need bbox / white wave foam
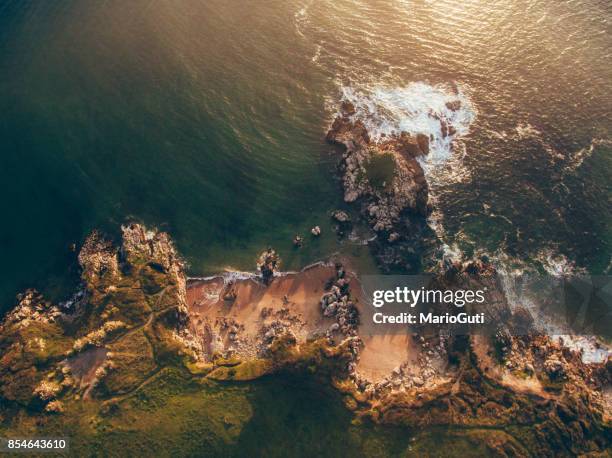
[564,138,611,174]
[514,122,542,139]
[494,251,608,364]
[188,262,333,284]
[339,82,476,168]
[534,249,587,277]
[311,44,322,63]
[189,270,260,284]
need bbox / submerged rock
[331,210,351,223]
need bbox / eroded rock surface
[327,102,429,227]
[327,103,436,272]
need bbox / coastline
[0,108,609,455]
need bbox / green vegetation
[0,367,416,457]
[365,153,396,190]
[0,226,608,457]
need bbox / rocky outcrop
[319,263,360,339]
[77,230,120,289]
[327,103,429,226]
[256,248,280,285]
[0,224,192,408]
[327,102,435,272]
[120,223,188,318]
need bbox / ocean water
[0,0,610,309]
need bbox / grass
[365,153,396,190]
[72,369,414,457]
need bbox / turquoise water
[1,0,611,308]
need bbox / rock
[78,231,120,287]
[544,356,567,381]
[326,105,430,253]
[494,328,513,359]
[416,133,430,155]
[264,328,276,341]
[413,376,424,387]
[310,226,321,236]
[45,400,64,414]
[388,232,400,243]
[257,248,280,285]
[445,100,462,111]
[440,120,449,138]
[326,115,370,145]
[332,210,351,223]
[293,235,303,247]
[341,100,356,116]
[323,303,337,317]
[222,282,237,303]
[392,132,429,158]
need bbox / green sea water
[1,0,611,310]
[0,1,349,308]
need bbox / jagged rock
[544,356,568,381]
[416,133,430,155]
[332,210,351,223]
[78,231,120,287]
[445,100,462,111]
[341,100,356,116]
[257,248,280,285]
[326,105,430,249]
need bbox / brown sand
[350,283,419,382]
[186,262,424,383]
[186,264,338,356]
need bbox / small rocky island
[327,101,436,272]
[0,111,609,456]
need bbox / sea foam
[339,82,476,169]
[494,250,609,364]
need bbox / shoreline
[0,108,609,455]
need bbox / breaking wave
[339,82,476,168]
[494,250,609,364]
